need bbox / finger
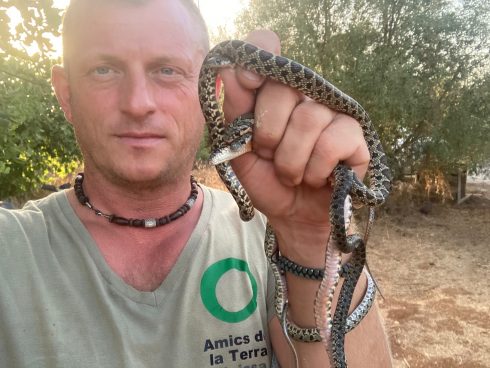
[243,29,282,54]
[221,30,281,122]
[273,99,335,186]
[235,30,281,90]
[303,114,370,188]
[220,68,256,122]
[252,81,303,160]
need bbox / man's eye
[151,66,184,82]
[94,66,112,75]
[158,67,175,75]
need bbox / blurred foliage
[0,1,80,198]
[236,0,490,178]
[1,0,490,200]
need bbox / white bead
[144,218,157,228]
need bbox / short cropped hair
[61,0,210,66]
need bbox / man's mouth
[116,132,165,147]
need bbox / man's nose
[120,72,156,119]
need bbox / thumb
[221,30,281,122]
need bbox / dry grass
[192,162,226,190]
[370,182,490,368]
[193,165,490,367]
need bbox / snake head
[209,140,253,165]
[209,113,255,165]
[205,55,234,69]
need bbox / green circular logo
[200,258,258,323]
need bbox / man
[0,0,392,366]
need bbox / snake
[198,40,392,367]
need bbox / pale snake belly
[198,40,391,368]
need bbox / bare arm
[268,272,393,367]
[220,30,392,367]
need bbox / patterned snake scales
[198,40,391,367]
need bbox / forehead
[63,0,206,64]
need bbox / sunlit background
[6,0,248,57]
[2,2,490,366]
[195,0,248,34]
[51,0,248,33]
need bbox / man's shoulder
[201,185,267,225]
[0,192,65,236]
[202,184,233,201]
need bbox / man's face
[54,0,207,188]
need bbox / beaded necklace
[74,173,198,228]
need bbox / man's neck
[66,174,204,291]
[78,169,195,220]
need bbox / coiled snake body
[199,40,391,367]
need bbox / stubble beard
[86,139,200,194]
[74,122,203,194]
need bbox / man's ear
[51,65,74,123]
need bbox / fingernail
[241,70,263,82]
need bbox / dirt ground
[368,180,490,368]
[194,166,490,368]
